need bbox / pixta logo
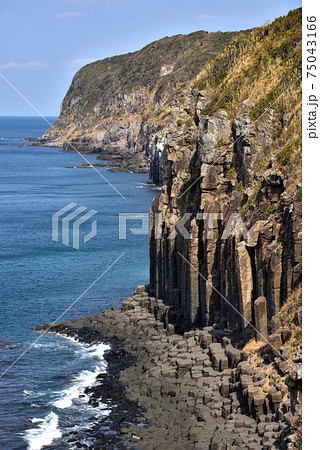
[118,212,250,241]
[52,202,98,250]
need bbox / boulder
[267,333,282,351]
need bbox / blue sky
[0,0,301,116]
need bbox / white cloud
[196,14,216,20]
[54,11,85,19]
[0,61,48,71]
[63,58,97,67]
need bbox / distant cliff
[38,30,245,172]
[40,8,302,340]
[149,8,302,338]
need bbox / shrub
[276,140,300,165]
[295,187,302,202]
[226,167,237,179]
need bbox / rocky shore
[36,285,301,450]
[26,137,149,174]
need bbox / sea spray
[23,339,111,448]
[24,412,61,450]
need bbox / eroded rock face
[37,30,243,173]
[149,90,302,336]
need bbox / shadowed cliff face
[39,30,244,172]
[149,9,302,336]
[149,92,302,336]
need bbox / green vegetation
[275,285,302,358]
[226,167,237,179]
[217,137,231,147]
[235,181,244,192]
[241,195,254,218]
[193,80,207,91]
[266,204,274,216]
[295,187,302,202]
[276,139,300,165]
[58,29,243,122]
[198,8,301,119]
[192,8,301,193]
[50,7,302,193]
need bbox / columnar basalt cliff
[34,9,302,447]
[38,30,244,172]
[36,286,302,448]
[149,9,302,340]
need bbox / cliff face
[40,30,244,172]
[149,9,302,338]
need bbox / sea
[0,116,156,449]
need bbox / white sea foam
[52,342,110,409]
[23,390,35,396]
[24,339,111,448]
[86,342,110,359]
[53,367,99,408]
[0,137,22,141]
[24,412,61,450]
[33,342,60,349]
[100,408,111,416]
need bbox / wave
[23,390,36,396]
[0,337,21,349]
[0,137,22,141]
[86,342,110,359]
[24,339,110,448]
[52,366,101,409]
[52,342,110,409]
[61,335,110,358]
[24,412,61,450]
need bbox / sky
[0,0,302,116]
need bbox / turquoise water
[0,117,155,448]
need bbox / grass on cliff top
[192,8,302,199]
[60,29,244,121]
[196,8,301,118]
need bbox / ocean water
[0,117,156,449]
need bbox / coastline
[36,286,301,449]
[0,116,156,449]
[25,138,150,174]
